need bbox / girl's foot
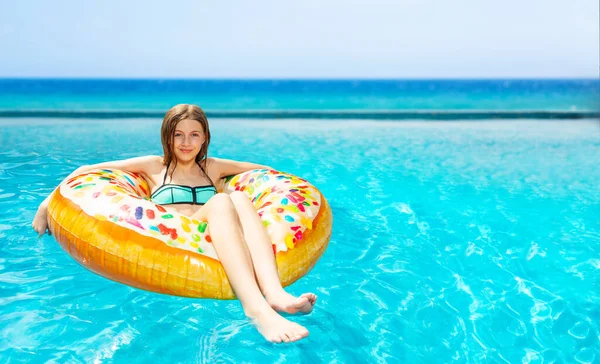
[266,291,317,315]
[249,308,309,343]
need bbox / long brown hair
[160,104,214,186]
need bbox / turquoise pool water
[1,118,599,363]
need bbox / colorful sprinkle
[125,217,144,229]
[285,235,294,249]
[258,201,272,209]
[162,214,173,219]
[205,235,212,243]
[135,206,143,220]
[291,192,305,202]
[157,224,170,235]
[146,209,155,219]
[74,183,96,190]
[122,174,135,187]
[198,221,207,233]
[301,217,313,229]
[111,195,124,203]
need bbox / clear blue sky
[1,0,598,78]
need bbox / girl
[31,104,317,343]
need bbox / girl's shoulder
[204,157,217,168]
[126,155,165,178]
[140,156,167,189]
[135,155,165,173]
[204,157,221,181]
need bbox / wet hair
[160,104,215,187]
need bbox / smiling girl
[32,104,317,343]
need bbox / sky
[0,0,598,79]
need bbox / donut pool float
[46,168,332,299]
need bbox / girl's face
[172,119,205,163]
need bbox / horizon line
[1,76,599,81]
[2,109,598,120]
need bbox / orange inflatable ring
[47,168,332,299]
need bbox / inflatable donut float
[46,168,332,299]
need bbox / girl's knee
[211,192,233,203]
[193,193,235,220]
[208,193,236,213]
[229,191,248,202]
[206,193,243,226]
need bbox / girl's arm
[209,157,273,179]
[32,155,162,236]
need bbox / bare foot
[32,203,50,237]
[249,308,309,343]
[266,291,317,315]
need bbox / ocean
[0,79,598,118]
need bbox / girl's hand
[32,202,50,236]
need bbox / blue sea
[1,79,600,363]
[1,79,599,115]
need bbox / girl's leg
[192,193,308,343]
[228,191,317,314]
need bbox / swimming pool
[1,118,598,363]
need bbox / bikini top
[150,165,217,206]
